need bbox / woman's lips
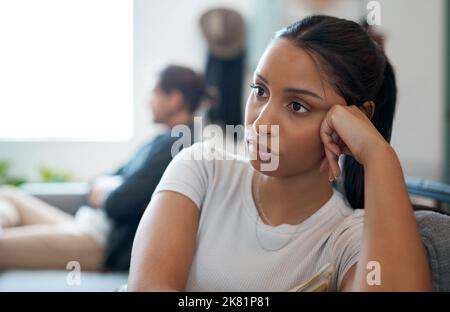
[246,138,278,158]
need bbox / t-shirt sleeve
[151,141,210,210]
[330,209,365,291]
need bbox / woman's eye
[250,84,268,98]
[288,102,309,114]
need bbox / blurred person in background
[0,64,210,272]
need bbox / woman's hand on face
[318,103,391,180]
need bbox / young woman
[127,15,432,291]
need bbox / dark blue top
[102,124,194,271]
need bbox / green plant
[0,160,74,185]
[39,165,73,183]
[0,160,27,186]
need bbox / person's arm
[86,142,151,208]
[127,191,199,291]
[87,175,124,208]
[102,141,174,221]
[340,144,432,291]
[126,141,209,290]
[319,104,432,292]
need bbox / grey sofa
[0,182,128,292]
[0,270,128,292]
[415,210,450,291]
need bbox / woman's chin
[249,159,282,176]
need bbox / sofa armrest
[20,182,89,215]
[406,176,450,204]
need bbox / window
[0,0,133,141]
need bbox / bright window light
[0,0,133,141]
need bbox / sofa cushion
[415,210,450,291]
[0,270,128,292]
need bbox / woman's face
[245,38,346,177]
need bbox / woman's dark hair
[158,65,214,113]
[275,15,397,209]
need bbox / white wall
[0,0,253,182]
[0,0,445,182]
[380,0,445,181]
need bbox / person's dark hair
[158,65,214,113]
[275,15,397,209]
[360,18,386,48]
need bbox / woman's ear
[360,101,375,120]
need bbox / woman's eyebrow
[255,73,323,100]
[255,73,269,84]
[284,87,323,100]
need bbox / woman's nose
[252,103,279,136]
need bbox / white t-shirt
[152,141,365,292]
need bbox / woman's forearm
[352,143,432,291]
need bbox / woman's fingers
[319,157,332,181]
[320,114,342,158]
[324,145,340,180]
[320,126,341,179]
[319,156,332,179]
[319,103,389,176]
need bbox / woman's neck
[252,165,334,226]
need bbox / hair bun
[360,19,386,50]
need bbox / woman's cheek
[288,130,324,168]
